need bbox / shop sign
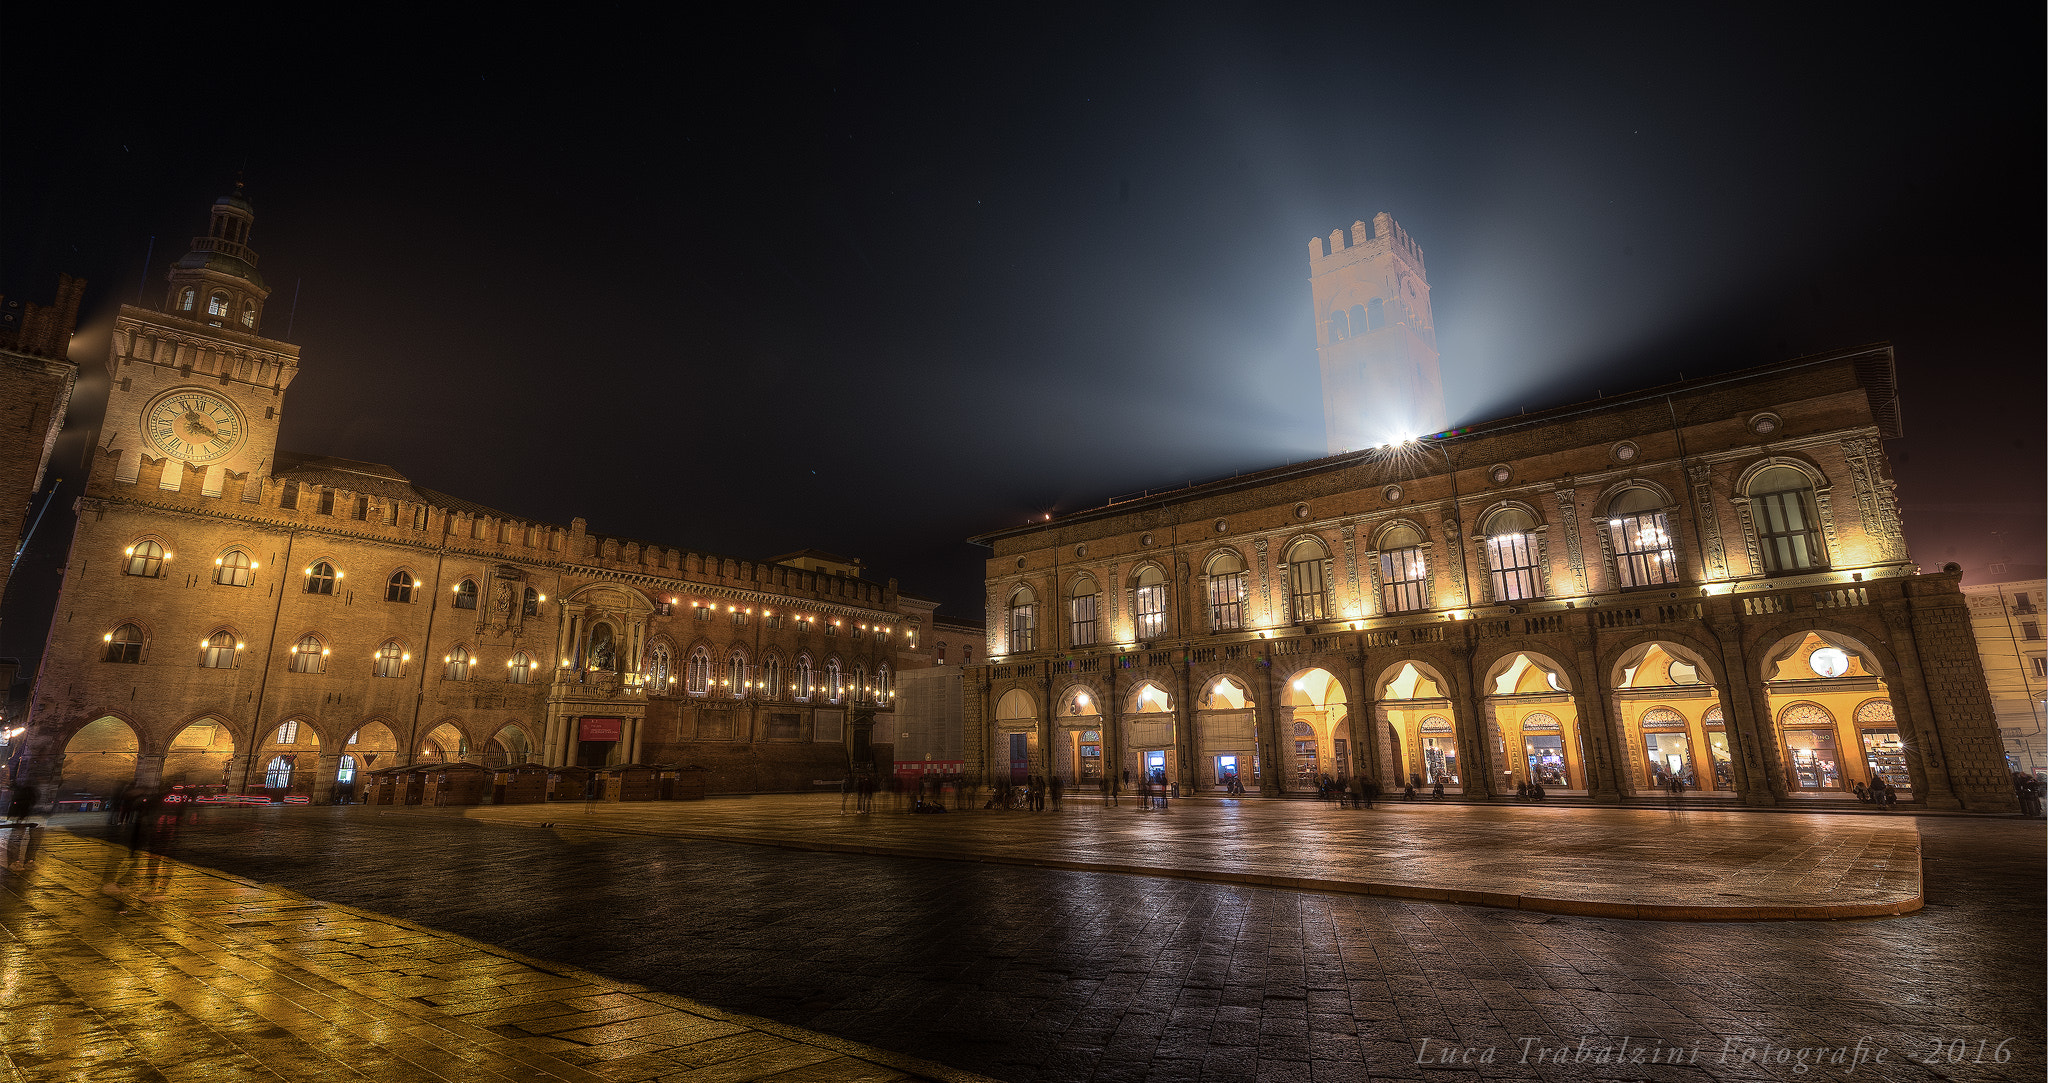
[580,717,623,741]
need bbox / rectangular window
[2030,656,2046,678]
[1134,584,1166,639]
[694,605,711,621]
[768,613,782,630]
[413,506,427,531]
[317,488,334,515]
[382,502,398,526]
[2016,592,2037,615]
[280,481,299,510]
[1379,546,1429,613]
[1486,533,1542,602]
[1009,604,1038,653]
[1755,489,1825,572]
[353,496,369,521]
[937,643,947,664]
[1069,593,1097,647]
[1607,512,1679,588]
[1288,559,1326,623]
[2024,621,2042,642]
[1208,572,1245,631]
[731,609,747,627]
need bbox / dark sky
[3,4,2042,665]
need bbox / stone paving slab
[0,830,993,1083]
[444,795,1922,920]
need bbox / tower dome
[165,183,273,334]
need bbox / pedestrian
[1050,775,1064,811]
[841,774,854,814]
[4,780,41,872]
[1882,779,1898,809]
[1853,780,1870,803]
[1431,779,1445,801]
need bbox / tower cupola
[165,183,273,335]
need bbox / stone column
[133,753,167,791]
[1175,658,1196,791]
[1346,650,1374,783]
[1453,636,1500,798]
[1570,623,1623,801]
[310,750,342,804]
[1879,601,1963,809]
[1256,645,1283,796]
[1709,612,1778,804]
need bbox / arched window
[1482,507,1542,602]
[876,664,892,700]
[686,648,712,695]
[1008,585,1038,653]
[1606,488,1677,588]
[125,540,165,578]
[728,650,748,698]
[1749,466,1827,573]
[386,570,415,603]
[445,646,471,681]
[827,659,844,703]
[506,652,533,684]
[452,579,478,610]
[200,631,238,669]
[305,561,337,595]
[646,642,672,691]
[1284,539,1327,623]
[265,756,293,789]
[104,624,144,663]
[1349,302,1369,335]
[373,640,406,678]
[179,288,196,311]
[1378,524,1429,613]
[214,549,254,587]
[1069,575,1099,647]
[795,655,813,701]
[240,299,257,328]
[207,292,230,318]
[1206,551,1246,630]
[1328,309,1349,343]
[1134,566,1168,639]
[522,587,540,617]
[276,720,300,744]
[289,634,326,673]
[1365,297,1385,330]
[854,662,869,702]
[763,655,782,701]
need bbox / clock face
[144,388,244,465]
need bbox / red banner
[579,717,623,741]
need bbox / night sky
[3,6,2042,666]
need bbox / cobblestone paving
[33,806,2048,1083]
[455,796,1925,919]
[0,830,986,1083]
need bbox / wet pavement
[8,801,2043,1082]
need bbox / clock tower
[102,187,298,497]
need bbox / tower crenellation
[1309,209,1446,453]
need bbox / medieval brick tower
[1309,212,1446,454]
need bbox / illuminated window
[305,561,337,595]
[290,634,325,673]
[453,579,478,610]
[686,648,711,695]
[201,631,237,669]
[1749,466,1827,573]
[1378,525,1429,613]
[507,652,533,684]
[208,292,230,317]
[386,570,415,603]
[854,662,868,702]
[1482,508,1542,602]
[373,640,405,678]
[337,755,356,785]
[241,299,257,328]
[796,655,813,701]
[445,646,471,681]
[875,664,891,699]
[729,650,748,698]
[646,642,672,690]
[215,549,253,587]
[522,587,539,617]
[179,288,196,311]
[1284,539,1327,623]
[1069,575,1099,647]
[1206,551,1246,630]
[265,756,293,789]
[732,608,748,628]
[125,540,165,578]
[762,655,780,701]
[277,720,299,744]
[104,623,144,663]
[827,659,844,703]
[1606,488,1678,588]
[1008,585,1038,653]
[1135,567,1168,639]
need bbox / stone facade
[0,275,84,640]
[965,347,2016,811]
[16,194,934,803]
[1960,577,2046,775]
[1311,212,1445,453]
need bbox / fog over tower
[1308,212,1446,453]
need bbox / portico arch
[1482,651,1587,793]
[1192,672,1257,791]
[484,721,535,767]
[1278,667,1348,791]
[1376,661,1463,791]
[58,716,139,801]
[1052,682,1102,782]
[994,687,1038,783]
[1604,639,1740,797]
[254,717,323,798]
[419,720,470,764]
[164,716,237,793]
[1122,680,1177,786]
[1755,629,1906,799]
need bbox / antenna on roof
[285,277,302,339]
[135,236,155,305]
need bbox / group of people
[1513,780,1552,801]
[2014,772,2045,818]
[1851,777,1900,807]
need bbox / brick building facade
[965,346,2017,811]
[15,193,937,803]
[0,275,85,641]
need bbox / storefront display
[1079,730,1102,780]
[1784,727,1843,789]
[1861,729,1910,791]
[1420,717,1459,784]
[1523,734,1569,786]
[1705,729,1734,790]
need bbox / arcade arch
[165,717,236,792]
[60,716,139,799]
[419,721,469,764]
[254,718,322,797]
[1483,652,1586,793]
[1279,667,1348,791]
[1610,641,1734,793]
[1194,673,1256,790]
[1052,684,1102,783]
[1759,630,1904,798]
[483,722,534,767]
[994,687,1038,782]
[1378,661,1462,791]
[1122,680,1176,787]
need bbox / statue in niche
[491,581,513,622]
[588,622,618,672]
